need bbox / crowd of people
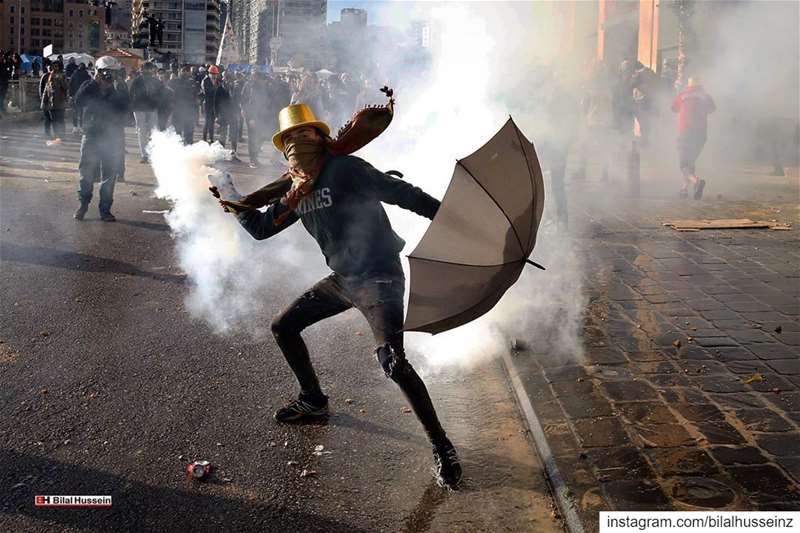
[27,55,379,222]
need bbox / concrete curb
[501,349,586,533]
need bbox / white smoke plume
[149,130,324,338]
[149,2,587,370]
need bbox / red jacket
[672,85,715,137]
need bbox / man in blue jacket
[216,104,462,489]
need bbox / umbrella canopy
[404,117,545,334]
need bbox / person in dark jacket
[69,63,92,133]
[201,65,222,142]
[40,62,69,142]
[130,62,163,162]
[241,71,271,167]
[213,104,462,490]
[65,57,78,79]
[73,56,130,222]
[169,65,198,144]
[0,53,11,117]
[156,68,173,131]
[671,77,715,199]
[216,70,242,161]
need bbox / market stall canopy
[49,53,94,66]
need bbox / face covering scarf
[273,139,329,225]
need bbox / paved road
[508,155,800,530]
[0,122,561,532]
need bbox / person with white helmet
[72,55,130,222]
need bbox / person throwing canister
[213,104,462,489]
[671,77,715,199]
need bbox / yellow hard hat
[272,104,330,152]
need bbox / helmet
[95,56,121,71]
[208,65,220,75]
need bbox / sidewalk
[505,163,800,531]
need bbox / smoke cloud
[150,2,591,371]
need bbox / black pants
[271,270,449,446]
[173,112,195,145]
[43,108,66,139]
[247,120,263,163]
[677,133,706,178]
[203,110,215,142]
[72,105,83,128]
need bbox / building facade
[130,0,221,64]
[0,0,106,55]
[229,0,326,68]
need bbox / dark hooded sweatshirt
[237,155,440,277]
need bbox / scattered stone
[11,483,27,490]
[267,441,276,447]
[671,477,735,508]
[40,389,47,394]
[300,469,317,478]
[40,331,49,337]
[359,409,366,414]
[216,442,223,447]
[287,460,299,466]
[284,441,288,448]
[401,406,412,414]
[344,398,353,405]
[63,439,70,445]
[178,454,184,460]
[772,387,781,394]
[673,340,682,348]
[314,445,324,453]
[742,373,764,385]
[775,325,783,334]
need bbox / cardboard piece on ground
[663,219,792,231]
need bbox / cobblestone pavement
[509,164,800,530]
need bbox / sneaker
[231,155,242,163]
[679,188,688,199]
[694,179,706,200]
[71,127,79,134]
[249,160,261,169]
[432,439,462,489]
[274,393,329,423]
[100,212,116,222]
[74,204,88,221]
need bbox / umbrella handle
[525,259,546,270]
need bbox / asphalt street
[0,121,561,532]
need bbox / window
[79,10,83,16]
[32,18,40,25]
[10,5,14,13]
[69,9,73,16]
[10,16,14,24]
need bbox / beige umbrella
[404,118,545,334]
